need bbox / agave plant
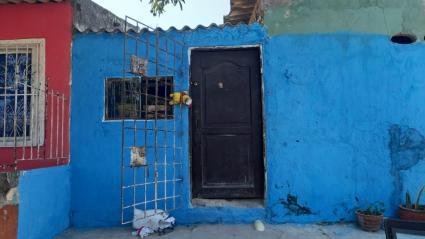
[405,185,425,210]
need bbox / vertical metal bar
[133,157,137,214]
[22,45,29,159]
[31,82,38,160]
[35,81,41,160]
[121,115,125,223]
[35,44,42,160]
[137,30,144,215]
[121,16,128,225]
[132,22,140,215]
[154,30,159,213]
[55,92,59,160]
[132,84,137,217]
[13,47,18,164]
[172,42,176,210]
[144,31,149,217]
[179,46,184,208]
[43,80,48,161]
[29,45,36,161]
[61,94,64,158]
[3,48,8,145]
[49,89,53,159]
[132,58,138,213]
[29,68,34,161]
[163,39,168,211]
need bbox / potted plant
[356,201,385,232]
[400,185,425,221]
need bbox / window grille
[105,76,173,120]
[0,39,69,172]
[0,39,45,147]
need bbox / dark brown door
[191,48,264,199]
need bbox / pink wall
[0,1,72,171]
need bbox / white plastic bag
[132,208,175,238]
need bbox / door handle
[190,81,199,86]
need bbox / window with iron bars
[105,77,174,120]
[0,39,45,147]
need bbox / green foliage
[357,201,385,216]
[142,0,185,16]
[406,185,425,210]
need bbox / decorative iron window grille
[0,39,45,147]
[105,76,174,120]
[0,39,69,172]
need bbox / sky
[92,0,231,29]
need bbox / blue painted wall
[18,165,71,239]
[71,25,267,227]
[264,33,425,222]
[71,24,425,227]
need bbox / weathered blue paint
[18,166,71,239]
[264,33,425,222]
[71,24,425,227]
[71,25,268,227]
[389,125,425,208]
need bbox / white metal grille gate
[121,16,185,224]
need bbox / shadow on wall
[389,125,425,207]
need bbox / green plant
[142,0,185,16]
[405,185,425,211]
[357,201,385,216]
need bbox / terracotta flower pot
[356,210,383,232]
[399,205,425,221]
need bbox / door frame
[188,45,267,205]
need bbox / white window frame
[0,39,45,147]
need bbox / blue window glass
[0,52,32,139]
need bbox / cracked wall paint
[263,0,425,36]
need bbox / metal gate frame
[120,16,185,224]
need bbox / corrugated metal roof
[148,22,254,33]
[0,0,63,4]
[75,22,254,33]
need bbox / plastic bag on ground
[132,208,175,238]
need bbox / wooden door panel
[203,64,251,126]
[191,48,263,199]
[202,134,252,187]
